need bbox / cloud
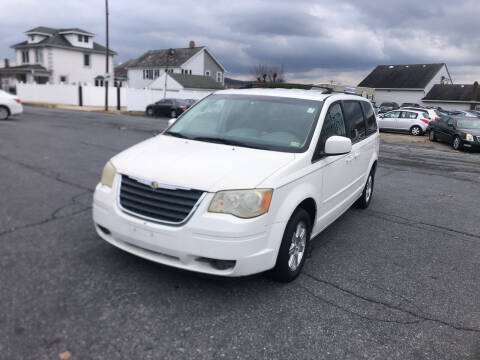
[0,0,479,84]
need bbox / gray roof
[358,63,445,89]
[423,84,480,102]
[0,64,50,74]
[170,73,224,90]
[114,59,135,78]
[25,26,93,35]
[12,27,115,55]
[127,47,204,68]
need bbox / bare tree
[252,64,285,83]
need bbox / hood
[112,134,296,192]
[458,128,480,136]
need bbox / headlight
[100,161,116,187]
[466,133,474,141]
[208,189,273,218]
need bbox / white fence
[16,83,212,111]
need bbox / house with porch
[0,26,115,92]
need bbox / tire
[452,136,462,150]
[268,208,311,282]
[354,169,375,209]
[170,110,177,118]
[410,125,422,136]
[0,106,9,121]
[146,107,154,117]
[428,130,437,142]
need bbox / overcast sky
[1,0,479,84]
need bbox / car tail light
[179,105,187,110]
[420,119,429,124]
[13,98,21,103]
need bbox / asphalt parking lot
[1,106,479,360]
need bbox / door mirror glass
[324,136,352,156]
[168,118,177,127]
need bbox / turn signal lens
[100,161,116,188]
[208,189,273,218]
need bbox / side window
[384,111,400,118]
[361,101,377,135]
[315,103,347,157]
[342,101,366,143]
[401,111,417,119]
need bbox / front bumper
[462,140,480,149]
[92,175,285,276]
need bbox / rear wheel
[0,106,9,120]
[452,136,462,150]
[410,125,422,136]
[428,130,436,142]
[268,208,311,282]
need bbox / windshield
[165,94,323,152]
[457,118,480,129]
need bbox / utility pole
[163,48,175,99]
[104,0,109,111]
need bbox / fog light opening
[97,224,111,235]
[196,257,236,270]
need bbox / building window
[84,54,90,66]
[154,69,160,78]
[78,35,82,42]
[205,70,210,77]
[60,75,67,83]
[35,49,43,64]
[22,50,29,64]
[216,72,223,82]
[30,35,35,42]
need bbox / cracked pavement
[1,106,479,359]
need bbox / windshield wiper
[192,136,269,150]
[164,131,191,139]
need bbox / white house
[358,63,453,106]
[422,83,480,110]
[0,26,115,91]
[125,41,226,89]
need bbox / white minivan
[93,89,379,282]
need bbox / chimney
[189,40,195,48]
[4,59,9,68]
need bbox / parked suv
[146,98,192,118]
[0,90,23,120]
[93,89,379,282]
[379,102,399,113]
[378,109,430,135]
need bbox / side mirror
[324,136,352,156]
[168,118,176,127]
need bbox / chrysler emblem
[151,181,159,189]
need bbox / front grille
[119,175,205,224]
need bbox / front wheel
[268,208,311,282]
[354,170,375,209]
[452,136,462,150]
[410,125,422,136]
[428,130,437,142]
[170,110,177,118]
[0,106,9,120]
[146,107,154,117]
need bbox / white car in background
[401,106,439,121]
[378,109,430,136]
[93,89,379,282]
[0,90,23,120]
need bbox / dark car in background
[379,102,399,113]
[401,102,421,108]
[146,98,192,118]
[428,116,480,150]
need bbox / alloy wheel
[0,107,8,120]
[365,175,373,203]
[288,221,307,271]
